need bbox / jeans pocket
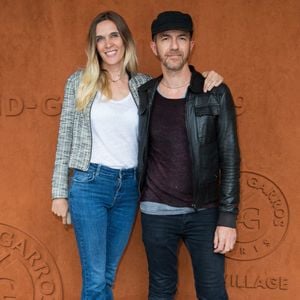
[72,169,95,183]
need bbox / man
[137,11,240,300]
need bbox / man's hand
[52,198,69,225]
[202,70,224,92]
[213,226,237,254]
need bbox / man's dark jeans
[141,208,228,300]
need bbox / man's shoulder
[207,83,235,109]
[210,82,232,97]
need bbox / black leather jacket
[137,66,240,228]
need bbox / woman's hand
[202,70,224,92]
[52,198,69,225]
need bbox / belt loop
[119,169,122,180]
[96,164,101,176]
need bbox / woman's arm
[51,71,80,223]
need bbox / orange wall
[0,0,299,299]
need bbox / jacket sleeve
[51,71,80,199]
[216,84,240,228]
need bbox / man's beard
[157,50,190,71]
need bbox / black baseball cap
[151,11,193,39]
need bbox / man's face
[150,30,194,71]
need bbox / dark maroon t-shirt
[142,91,194,207]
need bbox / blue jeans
[69,163,138,300]
[141,208,228,300]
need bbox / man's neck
[158,64,191,99]
[161,64,191,86]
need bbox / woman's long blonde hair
[76,11,138,111]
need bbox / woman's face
[95,20,125,70]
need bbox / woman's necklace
[109,74,121,83]
[160,79,190,89]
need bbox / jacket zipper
[185,91,198,209]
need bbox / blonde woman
[51,11,223,300]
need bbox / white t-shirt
[90,92,138,169]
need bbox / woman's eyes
[110,32,120,38]
[96,32,120,43]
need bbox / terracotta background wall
[0,0,299,299]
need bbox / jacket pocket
[194,105,219,144]
[72,169,95,183]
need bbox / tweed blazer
[52,70,152,199]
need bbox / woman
[51,11,223,300]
